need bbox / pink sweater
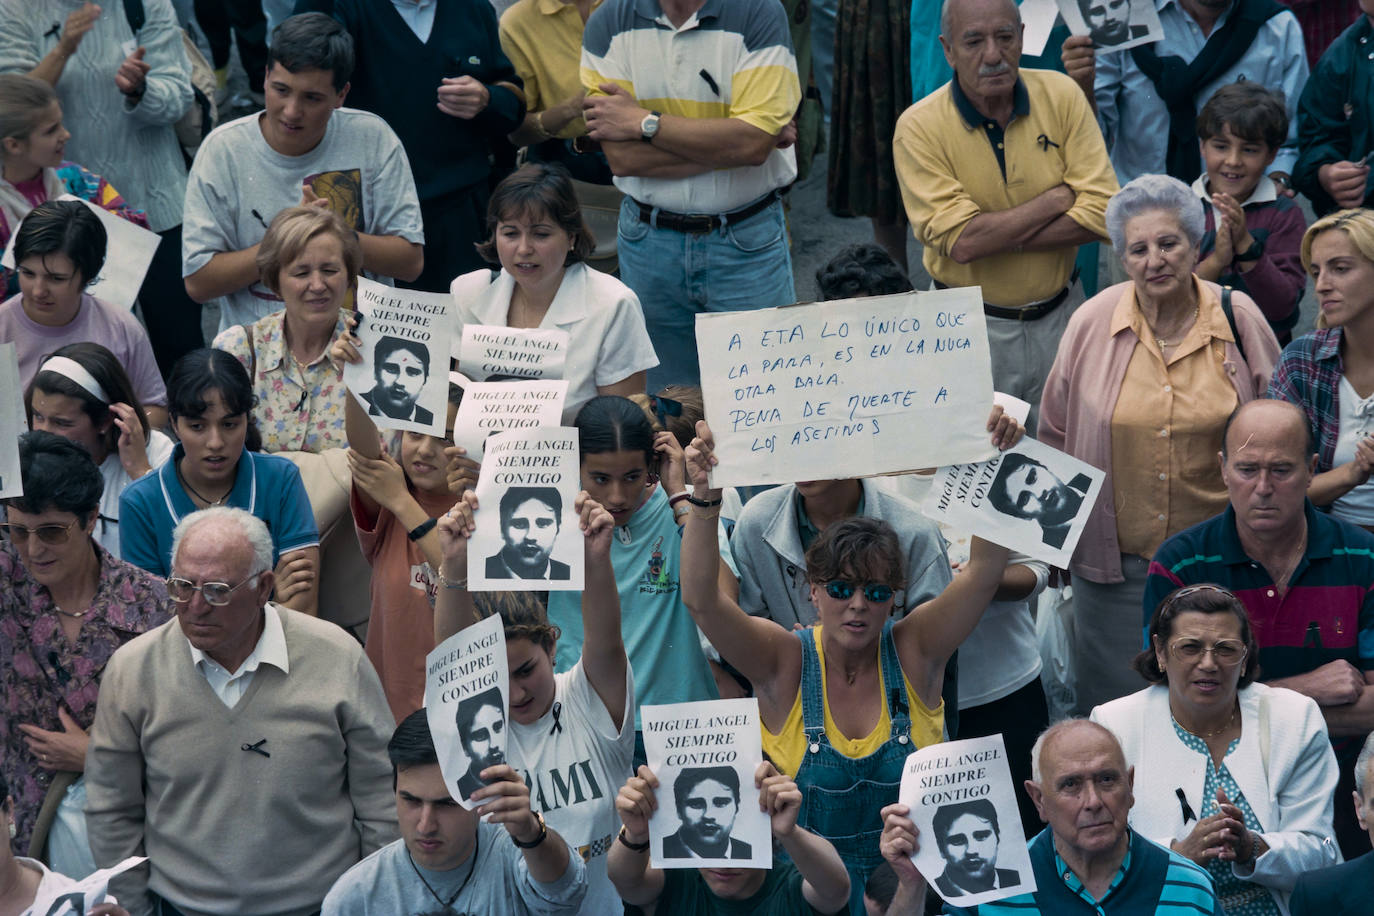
[1038,279,1279,583]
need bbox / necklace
[52,605,89,619]
[1154,305,1199,349]
[175,459,231,507]
[407,828,478,915]
[1176,704,1238,739]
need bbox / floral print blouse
[0,539,172,853]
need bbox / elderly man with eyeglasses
[85,506,397,916]
[1145,398,1374,859]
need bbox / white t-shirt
[508,659,635,916]
[19,856,116,915]
[877,473,1046,707]
[450,263,659,423]
[95,429,174,560]
[1331,375,1374,526]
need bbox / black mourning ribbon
[45,22,60,38]
[549,701,563,736]
[1037,134,1060,151]
[241,739,270,758]
[1176,787,1196,823]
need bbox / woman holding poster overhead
[432,489,634,916]
[545,396,720,745]
[1038,175,1280,715]
[680,415,1020,915]
[451,163,658,422]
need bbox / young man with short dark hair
[183,12,424,333]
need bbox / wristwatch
[640,110,662,143]
[513,810,548,849]
[1234,238,1263,262]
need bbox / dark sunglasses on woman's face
[824,579,894,603]
[649,395,684,429]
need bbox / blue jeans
[617,195,796,389]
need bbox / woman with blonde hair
[1269,209,1374,531]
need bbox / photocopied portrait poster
[468,426,583,592]
[920,437,1105,568]
[425,614,510,810]
[1055,0,1163,51]
[695,288,996,487]
[641,698,771,870]
[28,855,147,915]
[0,343,23,499]
[899,734,1035,908]
[451,377,568,463]
[1,195,159,312]
[455,324,570,381]
[343,277,452,438]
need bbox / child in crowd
[1192,82,1308,344]
[433,491,633,916]
[25,343,174,559]
[547,396,719,762]
[331,320,467,722]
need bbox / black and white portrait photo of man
[453,687,506,802]
[485,486,569,581]
[661,766,753,860]
[932,800,1020,897]
[364,335,433,424]
[989,452,1090,549]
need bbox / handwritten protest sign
[0,344,22,499]
[1055,0,1163,51]
[921,437,1105,568]
[456,324,570,381]
[641,698,770,869]
[452,378,568,463]
[425,614,509,809]
[468,427,582,591]
[343,278,452,437]
[28,855,147,915]
[2,195,159,311]
[695,288,995,487]
[900,734,1035,907]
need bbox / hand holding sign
[343,279,453,437]
[898,734,1035,907]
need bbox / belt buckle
[682,214,715,234]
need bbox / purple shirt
[0,539,172,853]
[0,291,167,406]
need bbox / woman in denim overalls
[679,417,1019,913]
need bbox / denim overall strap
[794,621,916,914]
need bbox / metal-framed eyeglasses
[166,574,260,606]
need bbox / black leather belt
[934,267,1079,321]
[633,191,781,234]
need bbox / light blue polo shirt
[118,444,319,576]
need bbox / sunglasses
[166,574,260,607]
[649,394,684,429]
[0,520,81,546]
[824,579,895,603]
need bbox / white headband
[39,356,109,404]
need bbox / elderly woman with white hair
[1039,174,1280,713]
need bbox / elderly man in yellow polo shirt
[895,0,1118,432]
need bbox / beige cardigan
[85,606,398,916]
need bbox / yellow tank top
[761,626,945,777]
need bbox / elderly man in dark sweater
[296,0,526,292]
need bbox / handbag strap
[1220,285,1248,366]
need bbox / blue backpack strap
[878,619,912,738]
[797,627,828,747]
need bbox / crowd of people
[2,0,1374,914]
